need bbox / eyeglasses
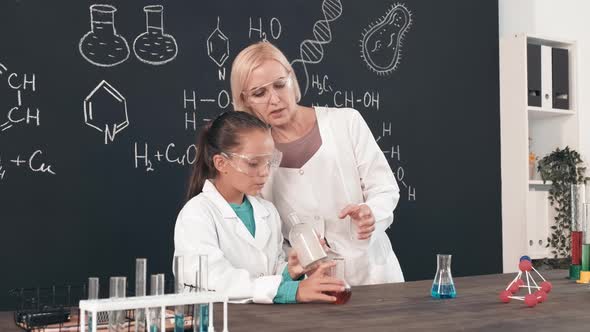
[242,74,293,105]
[221,150,282,176]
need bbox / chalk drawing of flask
[79,4,130,67]
[133,5,178,65]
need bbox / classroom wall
[499,0,590,165]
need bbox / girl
[173,111,344,303]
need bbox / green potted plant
[537,146,586,259]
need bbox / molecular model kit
[499,256,552,308]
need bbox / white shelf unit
[500,33,579,272]
[528,107,576,120]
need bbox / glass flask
[79,4,130,67]
[287,212,327,268]
[325,257,352,304]
[431,254,456,299]
[133,5,178,65]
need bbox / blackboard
[0,0,501,309]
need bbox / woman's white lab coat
[173,180,288,303]
[263,107,404,285]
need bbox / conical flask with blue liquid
[431,254,456,299]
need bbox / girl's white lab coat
[174,180,287,303]
[263,107,404,286]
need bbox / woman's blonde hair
[230,42,301,112]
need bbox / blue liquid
[431,283,456,299]
[199,304,209,332]
[174,313,184,332]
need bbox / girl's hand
[296,261,345,303]
[287,250,306,280]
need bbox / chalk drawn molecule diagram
[0,62,40,133]
[291,0,343,95]
[361,3,412,76]
[207,17,230,67]
[83,80,129,144]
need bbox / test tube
[148,274,165,332]
[108,277,126,332]
[173,256,185,332]
[199,255,208,292]
[87,278,99,332]
[135,258,147,332]
[571,184,585,265]
[582,204,590,271]
[584,203,590,244]
[194,255,208,332]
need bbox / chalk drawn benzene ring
[207,17,230,67]
[83,80,129,144]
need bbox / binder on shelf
[552,47,569,110]
[527,43,542,107]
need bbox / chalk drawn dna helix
[360,3,413,76]
[291,0,343,95]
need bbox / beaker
[431,254,456,299]
[325,257,352,304]
[135,258,147,332]
[287,212,327,268]
[133,5,178,65]
[79,4,130,67]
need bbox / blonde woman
[230,42,404,285]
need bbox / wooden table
[2,270,589,331]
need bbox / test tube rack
[79,291,229,332]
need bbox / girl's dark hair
[186,111,270,201]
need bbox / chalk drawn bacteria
[361,3,412,76]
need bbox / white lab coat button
[299,169,304,175]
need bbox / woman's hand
[339,204,376,240]
[295,260,345,303]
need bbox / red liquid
[572,231,583,265]
[325,288,352,304]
